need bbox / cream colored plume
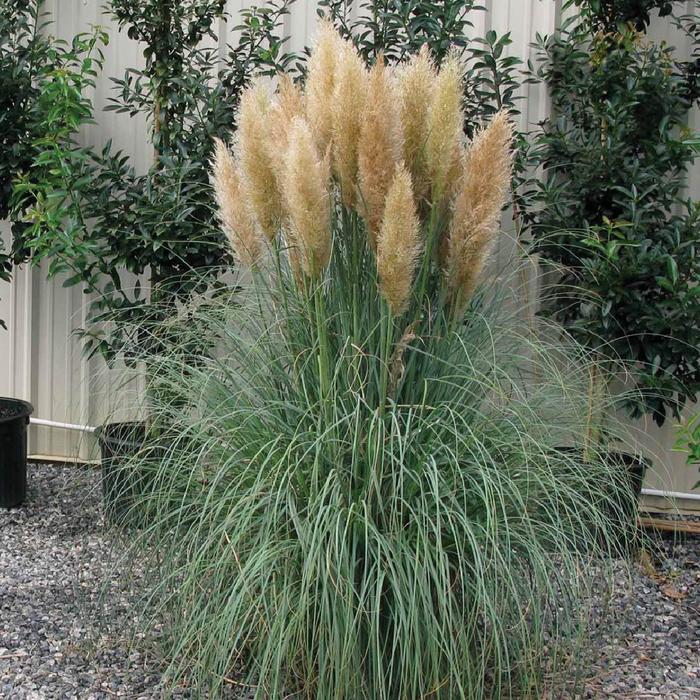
[397,46,436,203]
[376,164,422,315]
[425,51,465,203]
[446,111,514,303]
[238,81,282,240]
[282,117,332,278]
[211,138,261,268]
[269,74,305,154]
[357,56,402,248]
[331,39,368,208]
[305,20,345,156]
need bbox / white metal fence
[1,0,699,509]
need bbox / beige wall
[1,1,698,509]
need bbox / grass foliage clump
[121,24,636,699]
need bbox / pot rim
[0,397,34,424]
[96,420,146,446]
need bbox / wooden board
[639,516,700,535]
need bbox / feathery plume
[331,40,368,208]
[357,56,402,248]
[211,138,262,268]
[269,74,305,154]
[282,117,332,278]
[305,20,345,156]
[446,111,514,303]
[238,81,283,240]
[425,51,465,204]
[396,46,436,203]
[376,164,422,315]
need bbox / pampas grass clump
[122,23,636,700]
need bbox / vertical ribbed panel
[0,1,698,510]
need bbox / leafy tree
[573,0,674,31]
[14,0,297,362]
[0,1,109,329]
[0,0,40,222]
[674,1,700,103]
[673,411,700,488]
[0,0,50,326]
[527,0,700,425]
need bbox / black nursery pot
[556,447,648,550]
[608,450,647,501]
[97,421,147,526]
[605,450,648,541]
[0,398,33,508]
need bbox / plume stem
[313,283,334,447]
[378,308,395,418]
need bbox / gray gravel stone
[1,463,698,699]
[0,463,248,699]
[573,532,700,700]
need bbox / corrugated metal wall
[1,1,698,509]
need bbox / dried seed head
[331,40,368,208]
[211,138,262,268]
[357,56,403,248]
[269,74,305,155]
[377,164,422,315]
[425,51,465,204]
[238,81,283,240]
[447,111,514,303]
[305,20,345,156]
[282,117,332,278]
[397,46,436,203]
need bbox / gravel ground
[1,463,698,699]
[0,463,197,700]
[578,535,700,699]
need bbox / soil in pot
[0,398,34,508]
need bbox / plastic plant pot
[606,450,648,544]
[0,398,34,508]
[97,421,146,526]
[554,446,648,551]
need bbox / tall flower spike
[331,39,368,208]
[397,46,436,203]
[446,111,514,304]
[211,138,262,268]
[425,51,465,204]
[282,117,332,278]
[377,164,422,315]
[238,80,283,241]
[269,74,305,155]
[357,55,402,249]
[305,20,345,156]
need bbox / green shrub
[0,1,112,330]
[116,31,636,699]
[130,281,635,699]
[526,1,700,425]
[0,0,55,326]
[572,0,674,31]
[673,414,700,488]
[12,0,296,362]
